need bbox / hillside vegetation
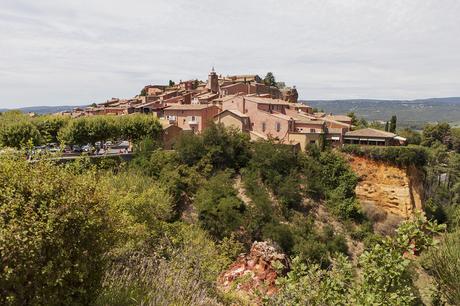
[1,112,460,305]
[307,97,460,128]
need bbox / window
[310,128,316,133]
[310,140,316,144]
[262,122,266,132]
[191,116,196,121]
[276,122,281,132]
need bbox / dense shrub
[269,214,445,305]
[0,157,112,305]
[32,115,70,144]
[58,114,162,146]
[176,122,251,170]
[341,144,428,167]
[195,170,246,239]
[0,121,41,149]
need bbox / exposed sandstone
[218,241,288,302]
[347,155,424,233]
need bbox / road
[29,152,133,163]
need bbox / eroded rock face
[347,156,424,233]
[218,241,288,299]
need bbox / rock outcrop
[347,155,424,233]
[218,241,288,299]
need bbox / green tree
[451,128,460,153]
[201,122,251,170]
[263,72,276,87]
[192,79,199,89]
[33,115,70,144]
[422,122,452,147]
[195,170,245,239]
[398,128,422,145]
[389,115,397,133]
[168,80,175,87]
[118,114,162,143]
[0,121,41,149]
[347,112,358,126]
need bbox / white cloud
[0,0,459,107]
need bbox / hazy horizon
[1,0,460,108]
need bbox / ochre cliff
[346,155,424,222]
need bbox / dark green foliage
[195,170,246,239]
[398,128,422,145]
[452,128,460,153]
[202,123,251,170]
[315,151,362,220]
[341,144,428,167]
[248,141,304,213]
[176,122,251,171]
[389,115,397,133]
[262,223,294,252]
[175,132,206,165]
[132,149,203,215]
[422,122,452,148]
[263,72,276,87]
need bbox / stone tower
[206,67,219,94]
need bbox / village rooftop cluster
[60,69,406,150]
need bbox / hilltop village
[61,70,406,150]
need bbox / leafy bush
[341,144,428,167]
[0,121,41,149]
[176,122,251,170]
[0,157,112,305]
[195,170,246,239]
[58,114,162,146]
[270,214,445,305]
[33,115,70,144]
[268,254,353,306]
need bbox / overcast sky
[1,0,459,108]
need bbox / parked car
[72,145,82,153]
[82,144,94,153]
[62,146,72,154]
[117,140,130,148]
[47,143,60,153]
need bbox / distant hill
[0,105,85,115]
[3,97,460,129]
[303,97,460,128]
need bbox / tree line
[0,111,162,149]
